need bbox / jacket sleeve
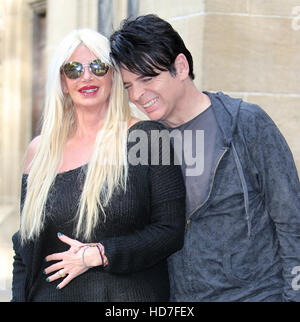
[101,125,186,274]
[101,197,185,274]
[11,232,27,302]
[244,104,300,301]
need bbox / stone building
[0,0,299,301]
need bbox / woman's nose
[82,65,93,80]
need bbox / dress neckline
[22,120,151,177]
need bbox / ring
[58,269,66,278]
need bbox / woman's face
[61,44,112,111]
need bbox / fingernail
[46,278,50,282]
[56,285,60,290]
[42,270,46,275]
[44,257,47,262]
[57,232,63,237]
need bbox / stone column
[0,0,32,206]
[128,0,139,18]
[46,0,98,64]
[113,0,129,30]
[98,0,114,37]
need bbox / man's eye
[124,84,131,90]
[143,77,152,82]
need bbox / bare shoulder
[128,117,141,129]
[23,135,41,173]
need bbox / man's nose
[130,84,144,102]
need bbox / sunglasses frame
[62,59,110,80]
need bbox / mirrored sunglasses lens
[63,62,83,79]
[90,59,109,76]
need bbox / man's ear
[174,53,190,80]
[61,74,69,94]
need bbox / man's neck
[163,85,211,128]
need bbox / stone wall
[202,1,300,172]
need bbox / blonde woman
[11,29,185,302]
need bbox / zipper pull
[186,219,190,229]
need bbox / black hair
[110,14,195,80]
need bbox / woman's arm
[11,232,27,302]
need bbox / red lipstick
[78,85,99,96]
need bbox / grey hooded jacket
[168,91,300,302]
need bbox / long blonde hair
[20,29,131,243]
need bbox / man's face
[121,67,184,122]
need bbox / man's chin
[130,105,150,120]
[138,109,160,121]
[142,109,162,121]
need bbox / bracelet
[80,243,108,268]
[96,245,105,266]
[96,243,108,267]
[81,246,94,269]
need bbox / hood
[204,91,243,147]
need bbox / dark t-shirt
[165,106,219,216]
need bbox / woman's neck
[72,104,108,139]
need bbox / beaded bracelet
[97,243,108,267]
[96,245,105,266]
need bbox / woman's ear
[61,74,69,94]
[174,53,190,80]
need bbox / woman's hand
[44,233,102,290]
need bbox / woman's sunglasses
[62,59,109,80]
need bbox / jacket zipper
[186,148,229,229]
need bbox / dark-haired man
[110,14,300,302]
